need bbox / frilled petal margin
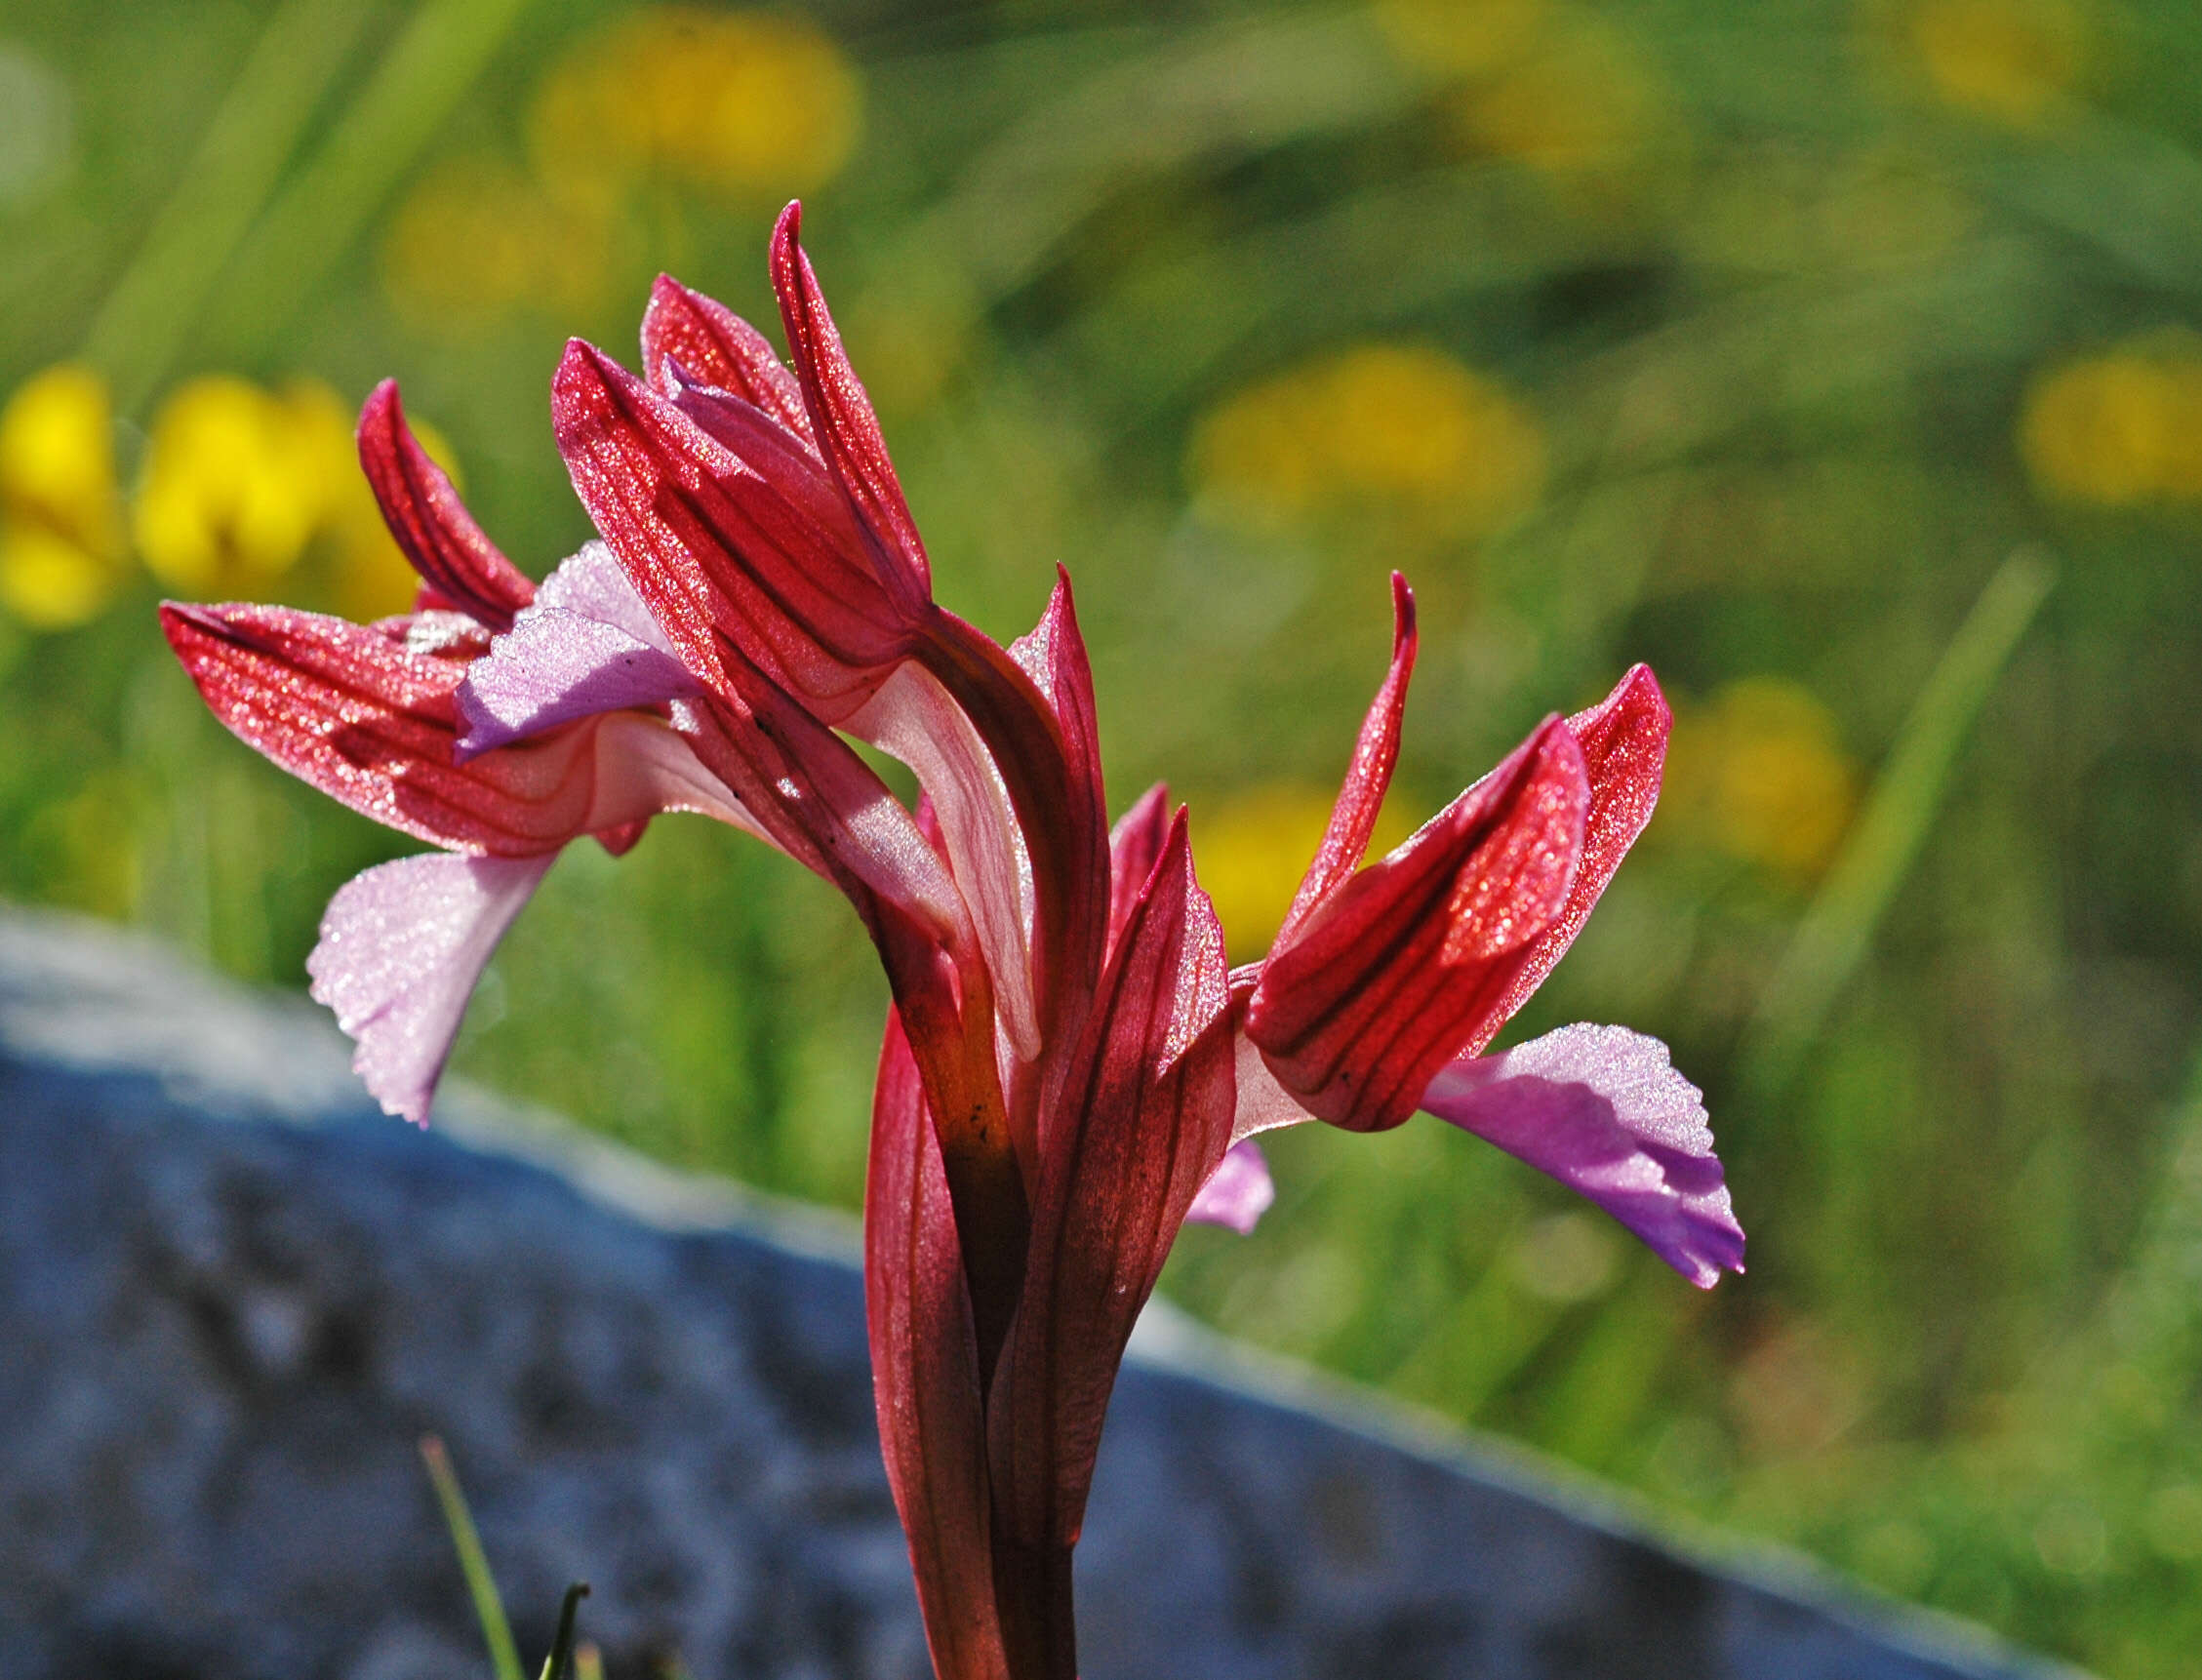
[306,851,556,1126]
[1419,1023,1744,1289]
[1184,1140,1275,1234]
[457,542,701,758]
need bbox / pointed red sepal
[357,382,534,633]
[640,273,817,447]
[1105,782,1172,959]
[865,1011,1012,1680]
[552,339,919,719]
[1246,715,1590,1132]
[771,201,933,594]
[160,600,602,855]
[1279,573,1417,944]
[1482,662,1671,1032]
[988,812,1236,1554]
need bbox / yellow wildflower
[133,376,325,595]
[1903,0,2087,129]
[528,8,860,203]
[1453,20,1662,184]
[1663,679,1859,883]
[2021,336,2202,506]
[1373,0,1545,80]
[0,363,126,630]
[1189,343,1546,541]
[1198,782,1415,960]
[380,154,617,331]
[283,380,462,621]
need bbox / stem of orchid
[992,1539,1078,1680]
[80,0,375,414]
[1739,547,2055,1098]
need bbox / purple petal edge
[1185,1140,1275,1235]
[305,852,555,1125]
[1420,1023,1744,1288]
[456,542,699,759]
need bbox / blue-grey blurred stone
[0,907,2083,1680]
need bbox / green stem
[1739,548,2056,1098]
[205,0,540,360]
[420,1434,526,1680]
[81,0,375,413]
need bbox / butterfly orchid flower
[165,204,1740,1680]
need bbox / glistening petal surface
[1420,1023,1744,1288]
[457,542,701,757]
[864,1011,1010,1680]
[306,851,554,1125]
[357,382,534,631]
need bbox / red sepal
[988,813,1235,1556]
[771,201,932,594]
[1105,782,1172,960]
[161,601,598,856]
[1482,663,1670,1031]
[356,383,534,633]
[1246,717,1590,1132]
[552,340,916,718]
[865,1011,1011,1680]
[1279,573,1417,943]
[640,273,817,447]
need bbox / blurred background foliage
[2,0,2200,1671]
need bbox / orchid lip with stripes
[161,203,1742,1680]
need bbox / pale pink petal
[1185,1140,1275,1235]
[1230,1027,1316,1144]
[456,543,699,759]
[306,852,556,1126]
[1419,1023,1744,1288]
[848,663,1038,1065]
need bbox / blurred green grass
[5,0,2202,1673]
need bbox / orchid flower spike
[164,204,1741,1680]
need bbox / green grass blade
[419,1434,525,1680]
[80,0,375,413]
[206,0,540,359]
[538,1582,590,1680]
[1740,548,2057,1098]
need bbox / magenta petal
[306,851,556,1125]
[1185,1140,1275,1235]
[456,543,700,758]
[1419,1023,1744,1288]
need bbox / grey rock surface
[0,906,2081,1680]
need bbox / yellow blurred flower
[283,380,462,621]
[134,377,331,596]
[1373,0,1545,80]
[0,363,126,629]
[529,7,860,203]
[1453,20,1663,185]
[1663,679,1859,883]
[1903,0,2088,129]
[1198,782,1415,960]
[2020,338,2202,506]
[1189,343,1546,541]
[380,153,618,331]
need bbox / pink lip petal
[306,851,557,1126]
[1419,1022,1744,1288]
[850,662,1039,1065]
[455,542,703,760]
[1185,1140,1276,1235]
